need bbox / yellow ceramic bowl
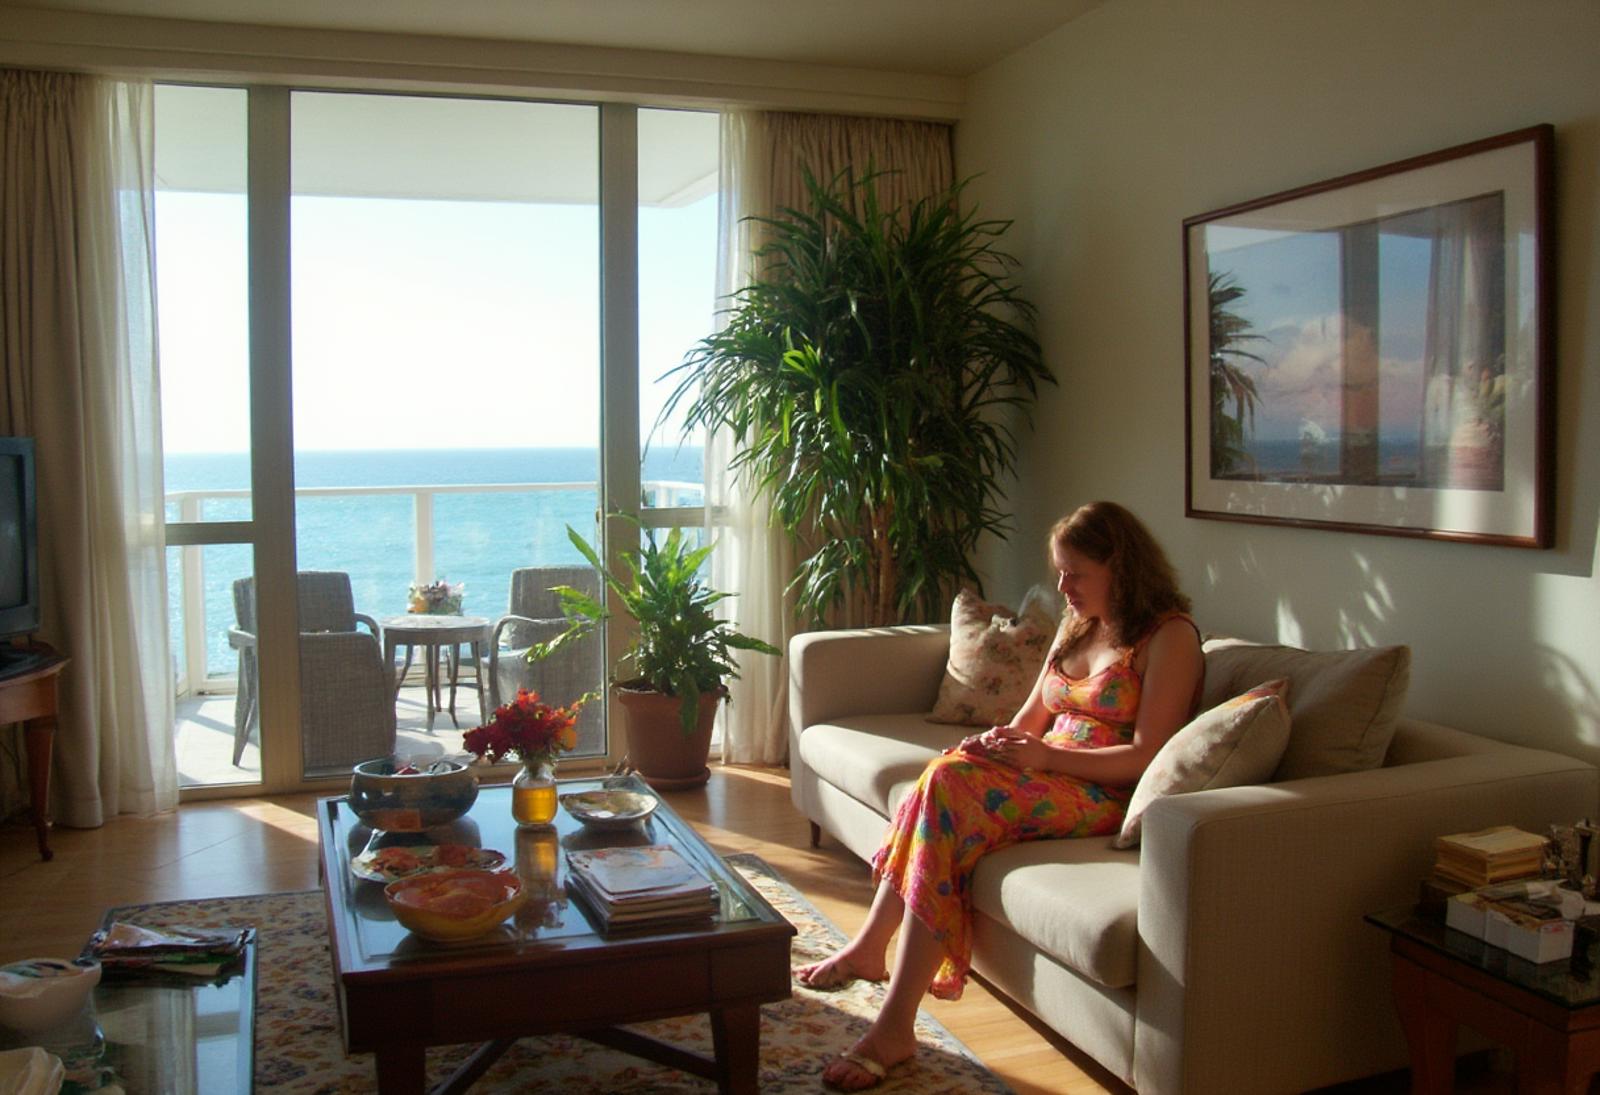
[383,869,526,943]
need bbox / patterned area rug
[105,853,1012,1093]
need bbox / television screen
[0,456,20,610]
[0,437,39,641]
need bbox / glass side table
[1366,905,1600,1093]
[1,939,256,1095]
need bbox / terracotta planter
[615,685,724,790]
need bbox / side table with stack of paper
[1426,825,1584,963]
[565,844,720,931]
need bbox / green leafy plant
[533,519,779,734]
[1208,270,1267,477]
[661,166,1051,628]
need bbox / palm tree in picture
[1208,270,1267,477]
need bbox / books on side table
[565,844,719,932]
[1425,825,1592,965]
[1433,825,1551,888]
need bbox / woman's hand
[956,727,1004,756]
[985,726,1052,770]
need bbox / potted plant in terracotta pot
[534,519,779,789]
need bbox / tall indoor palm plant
[662,168,1050,627]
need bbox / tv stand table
[0,641,68,861]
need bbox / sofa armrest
[787,625,951,734]
[1134,744,1599,1095]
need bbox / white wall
[960,0,1600,761]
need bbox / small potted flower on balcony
[534,519,779,789]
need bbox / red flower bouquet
[463,688,584,767]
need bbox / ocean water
[165,447,704,680]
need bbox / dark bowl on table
[349,757,479,832]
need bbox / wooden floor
[0,766,1510,1094]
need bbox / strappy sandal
[822,1049,888,1091]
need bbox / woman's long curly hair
[1049,501,1191,668]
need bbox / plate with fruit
[351,842,507,883]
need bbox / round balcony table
[380,615,491,732]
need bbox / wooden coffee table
[316,776,796,1094]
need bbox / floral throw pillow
[927,588,1058,728]
[1112,679,1292,849]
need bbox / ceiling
[1,0,1103,77]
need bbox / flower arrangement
[463,688,585,769]
[408,578,464,615]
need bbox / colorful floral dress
[870,613,1196,999]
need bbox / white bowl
[559,788,659,831]
[0,958,101,1034]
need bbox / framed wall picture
[1183,125,1554,547]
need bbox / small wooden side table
[0,642,68,861]
[1368,905,1600,1094]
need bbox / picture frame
[1183,125,1554,547]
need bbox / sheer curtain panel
[0,69,177,826]
[709,109,953,766]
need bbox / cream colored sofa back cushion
[1201,638,1411,780]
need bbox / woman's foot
[793,945,888,991]
[821,1028,918,1091]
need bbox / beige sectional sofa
[788,624,1600,1094]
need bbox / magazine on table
[566,844,716,902]
[564,844,720,930]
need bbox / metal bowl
[349,756,479,832]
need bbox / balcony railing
[166,479,704,695]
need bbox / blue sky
[156,190,717,455]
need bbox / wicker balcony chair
[484,566,603,717]
[228,571,385,766]
[298,630,397,775]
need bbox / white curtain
[0,69,176,825]
[708,112,794,767]
[710,109,953,766]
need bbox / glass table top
[320,774,777,971]
[1367,904,1600,1010]
[0,941,255,1095]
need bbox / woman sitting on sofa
[796,500,1205,1091]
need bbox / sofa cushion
[971,838,1141,989]
[1112,679,1291,849]
[1202,638,1411,780]
[797,714,965,817]
[928,587,1057,727]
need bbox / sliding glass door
[156,86,719,793]
[287,92,604,779]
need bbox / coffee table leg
[710,1004,760,1095]
[374,1043,425,1095]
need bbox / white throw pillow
[927,587,1058,728]
[1112,679,1291,849]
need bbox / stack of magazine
[85,921,251,980]
[565,844,719,931]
